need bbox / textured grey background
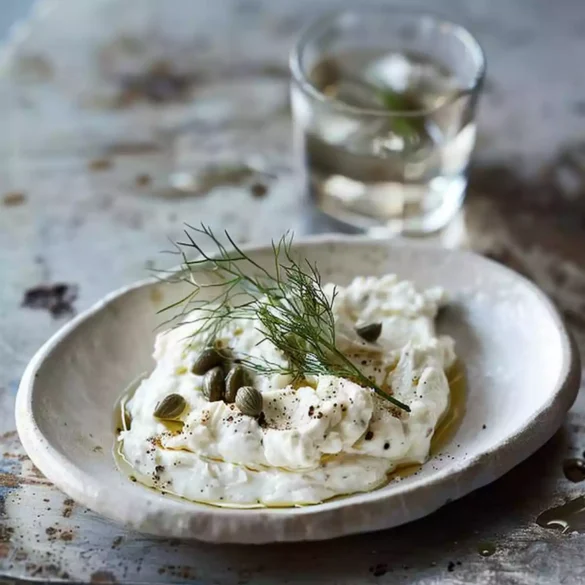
[0,0,585,584]
[0,0,34,38]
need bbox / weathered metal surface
[1,0,585,583]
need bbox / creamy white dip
[119,275,456,506]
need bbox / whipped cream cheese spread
[119,275,456,506]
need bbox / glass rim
[289,7,487,118]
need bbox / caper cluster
[192,347,263,417]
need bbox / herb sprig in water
[160,225,410,412]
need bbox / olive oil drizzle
[384,361,466,481]
[114,363,466,508]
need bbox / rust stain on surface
[135,173,151,187]
[158,565,197,579]
[25,562,69,580]
[115,60,195,107]
[13,54,54,82]
[196,165,254,194]
[2,453,28,461]
[0,542,9,559]
[62,498,75,518]
[0,473,22,488]
[0,471,50,487]
[88,158,113,171]
[21,283,78,318]
[29,463,46,479]
[45,525,75,542]
[2,192,27,207]
[105,141,162,156]
[0,525,14,559]
[60,530,74,541]
[250,182,268,198]
[90,570,119,584]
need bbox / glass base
[312,176,467,237]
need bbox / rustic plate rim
[15,234,581,542]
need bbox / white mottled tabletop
[1,0,585,583]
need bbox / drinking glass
[290,9,486,235]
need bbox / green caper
[153,394,186,420]
[191,347,224,375]
[225,365,250,403]
[235,386,263,417]
[203,366,225,402]
[356,322,382,343]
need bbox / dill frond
[159,224,410,412]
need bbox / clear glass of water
[290,9,486,235]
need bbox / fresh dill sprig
[159,224,410,412]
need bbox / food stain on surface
[537,496,585,534]
[0,471,49,488]
[60,530,74,541]
[13,54,54,82]
[45,526,75,542]
[2,192,26,207]
[563,458,585,482]
[88,158,113,171]
[157,565,197,580]
[105,141,162,156]
[21,284,78,318]
[170,164,275,195]
[135,173,151,187]
[250,182,268,198]
[90,570,119,584]
[62,498,75,518]
[149,286,164,306]
[0,520,14,560]
[194,165,254,194]
[116,60,194,107]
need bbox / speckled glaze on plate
[15,235,580,543]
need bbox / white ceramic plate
[15,236,580,543]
